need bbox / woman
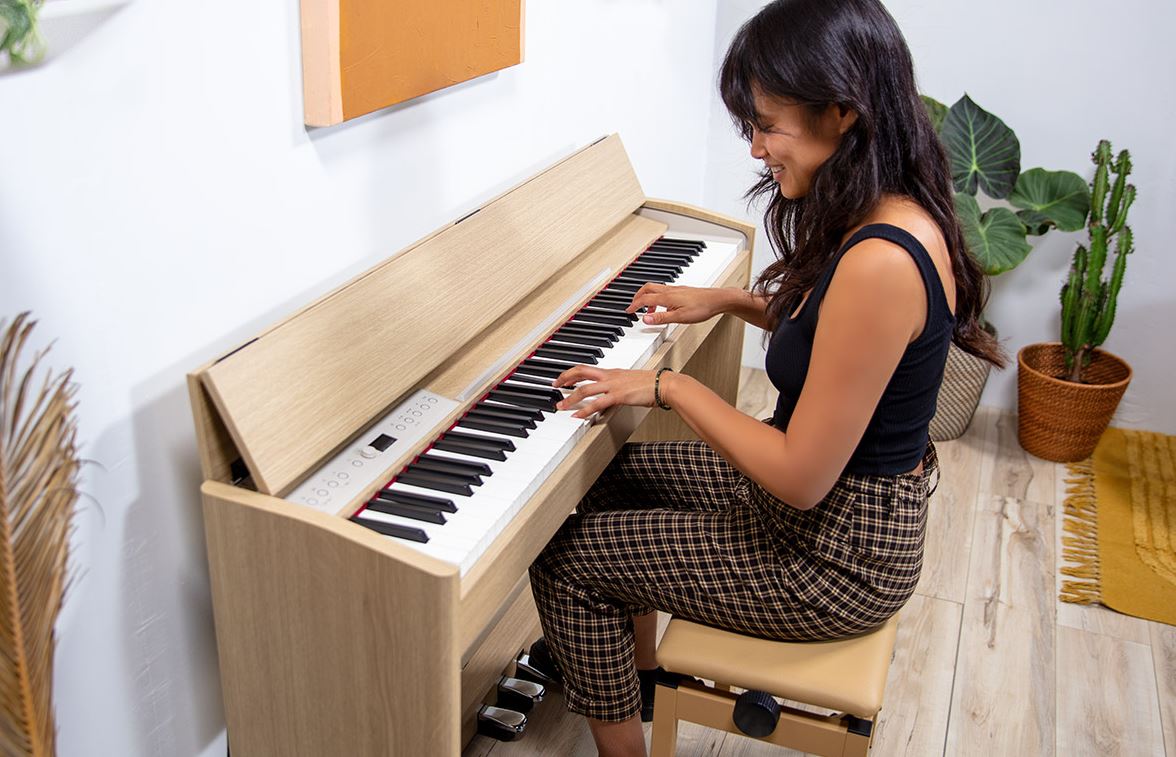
[528,1,1005,754]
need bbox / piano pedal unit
[187,134,754,755]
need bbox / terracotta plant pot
[1016,343,1132,462]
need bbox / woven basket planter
[929,340,993,441]
[1017,342,1132,462]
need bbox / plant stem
[1068,347,1088,382]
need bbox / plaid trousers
[528,438,937,722]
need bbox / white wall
[0,1,720,754]
[707,0,1176,434]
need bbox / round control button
[337,472,349,479]
[360,447,379,459]
[352,460,364,467]
[405,417,415,424]
[327,481,339,488]
[428,397,437,403]
[316,489,329,497]
[307,498,318,506]
[420,403,430,410]
[396,424,406,431]
[411,410,422,417]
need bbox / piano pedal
[497,676,545,714]
[477,705,527,742]
[514,638,562,688]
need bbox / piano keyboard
[347,235,739,574]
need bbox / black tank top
[764,223,955,475]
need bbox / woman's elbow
[761,480,830,511]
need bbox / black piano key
[661,237,706,247]
[535,347,598,365]
[374,488,459,512]
[366,499,447,524]
[498,382,565,403]
[488,388,557,411]
[444,429,515,450]
[351,516,428,543]
[469,405,539,427]
[590,292,637,305]
[653,238,705,250]
[574,311,634,328]
[567,319,625,338]
[418,452,492,476]
[640,251,695,264]
[477,399,545,421]
[557,321,621,339]
[604,279,643,291]
[617,274,672,287]
[627,261,683,274]
[523,356,580,372]
[581,306,637,323]
[550,329,614,348]
[505,371,554,387]
[433,438,507,460]
[396,469,474,496]
[411,455,489,480]
[538,342,605,360]
[458,416,530,438]
[515,360,563,378]
[583,299,630,314]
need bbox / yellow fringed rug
[1060,427,1176,625]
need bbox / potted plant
[1017,140,1134,462]
[921,94,1090,440]
[0,0,45,66]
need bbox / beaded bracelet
[654,367,673,411]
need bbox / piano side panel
[641,198,758,242]
[202,135,645,497]
[186,372,240,484]
[457,250,752,653]
[629,310,747,443]
[201,481,462,756]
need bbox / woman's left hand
[554,366,660,419]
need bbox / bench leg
[650,683,679,757]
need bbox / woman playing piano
[529,0,1005,754]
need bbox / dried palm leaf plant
[0,312,79,757]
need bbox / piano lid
[198,135,646,496]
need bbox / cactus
[1059,140,1136,382]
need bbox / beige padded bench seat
[652,615,900,756]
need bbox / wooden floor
[464,368,1175,756]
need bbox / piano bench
[651,615,899,756]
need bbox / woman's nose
[749,128,766,159]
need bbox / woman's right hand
[625,284,732,326]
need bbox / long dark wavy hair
[720,0,1004,366]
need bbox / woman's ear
[836,105,859,134]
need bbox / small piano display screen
[369,433,397,452]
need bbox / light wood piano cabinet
[187,135,753,755]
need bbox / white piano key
[365,235,742,574]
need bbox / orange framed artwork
[300,0,525,127]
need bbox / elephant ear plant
[1060,140,1135,382]
[0,0,44,66]
[922,94,1090,276]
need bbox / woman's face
[748,90,857,199]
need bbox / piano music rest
[187,134,754,755]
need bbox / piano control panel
[285,389,459,514]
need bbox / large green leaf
[921,95,948,132]
[1009,168,1090,232]
[942,94,1021,199]
[956,193,1031,274]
